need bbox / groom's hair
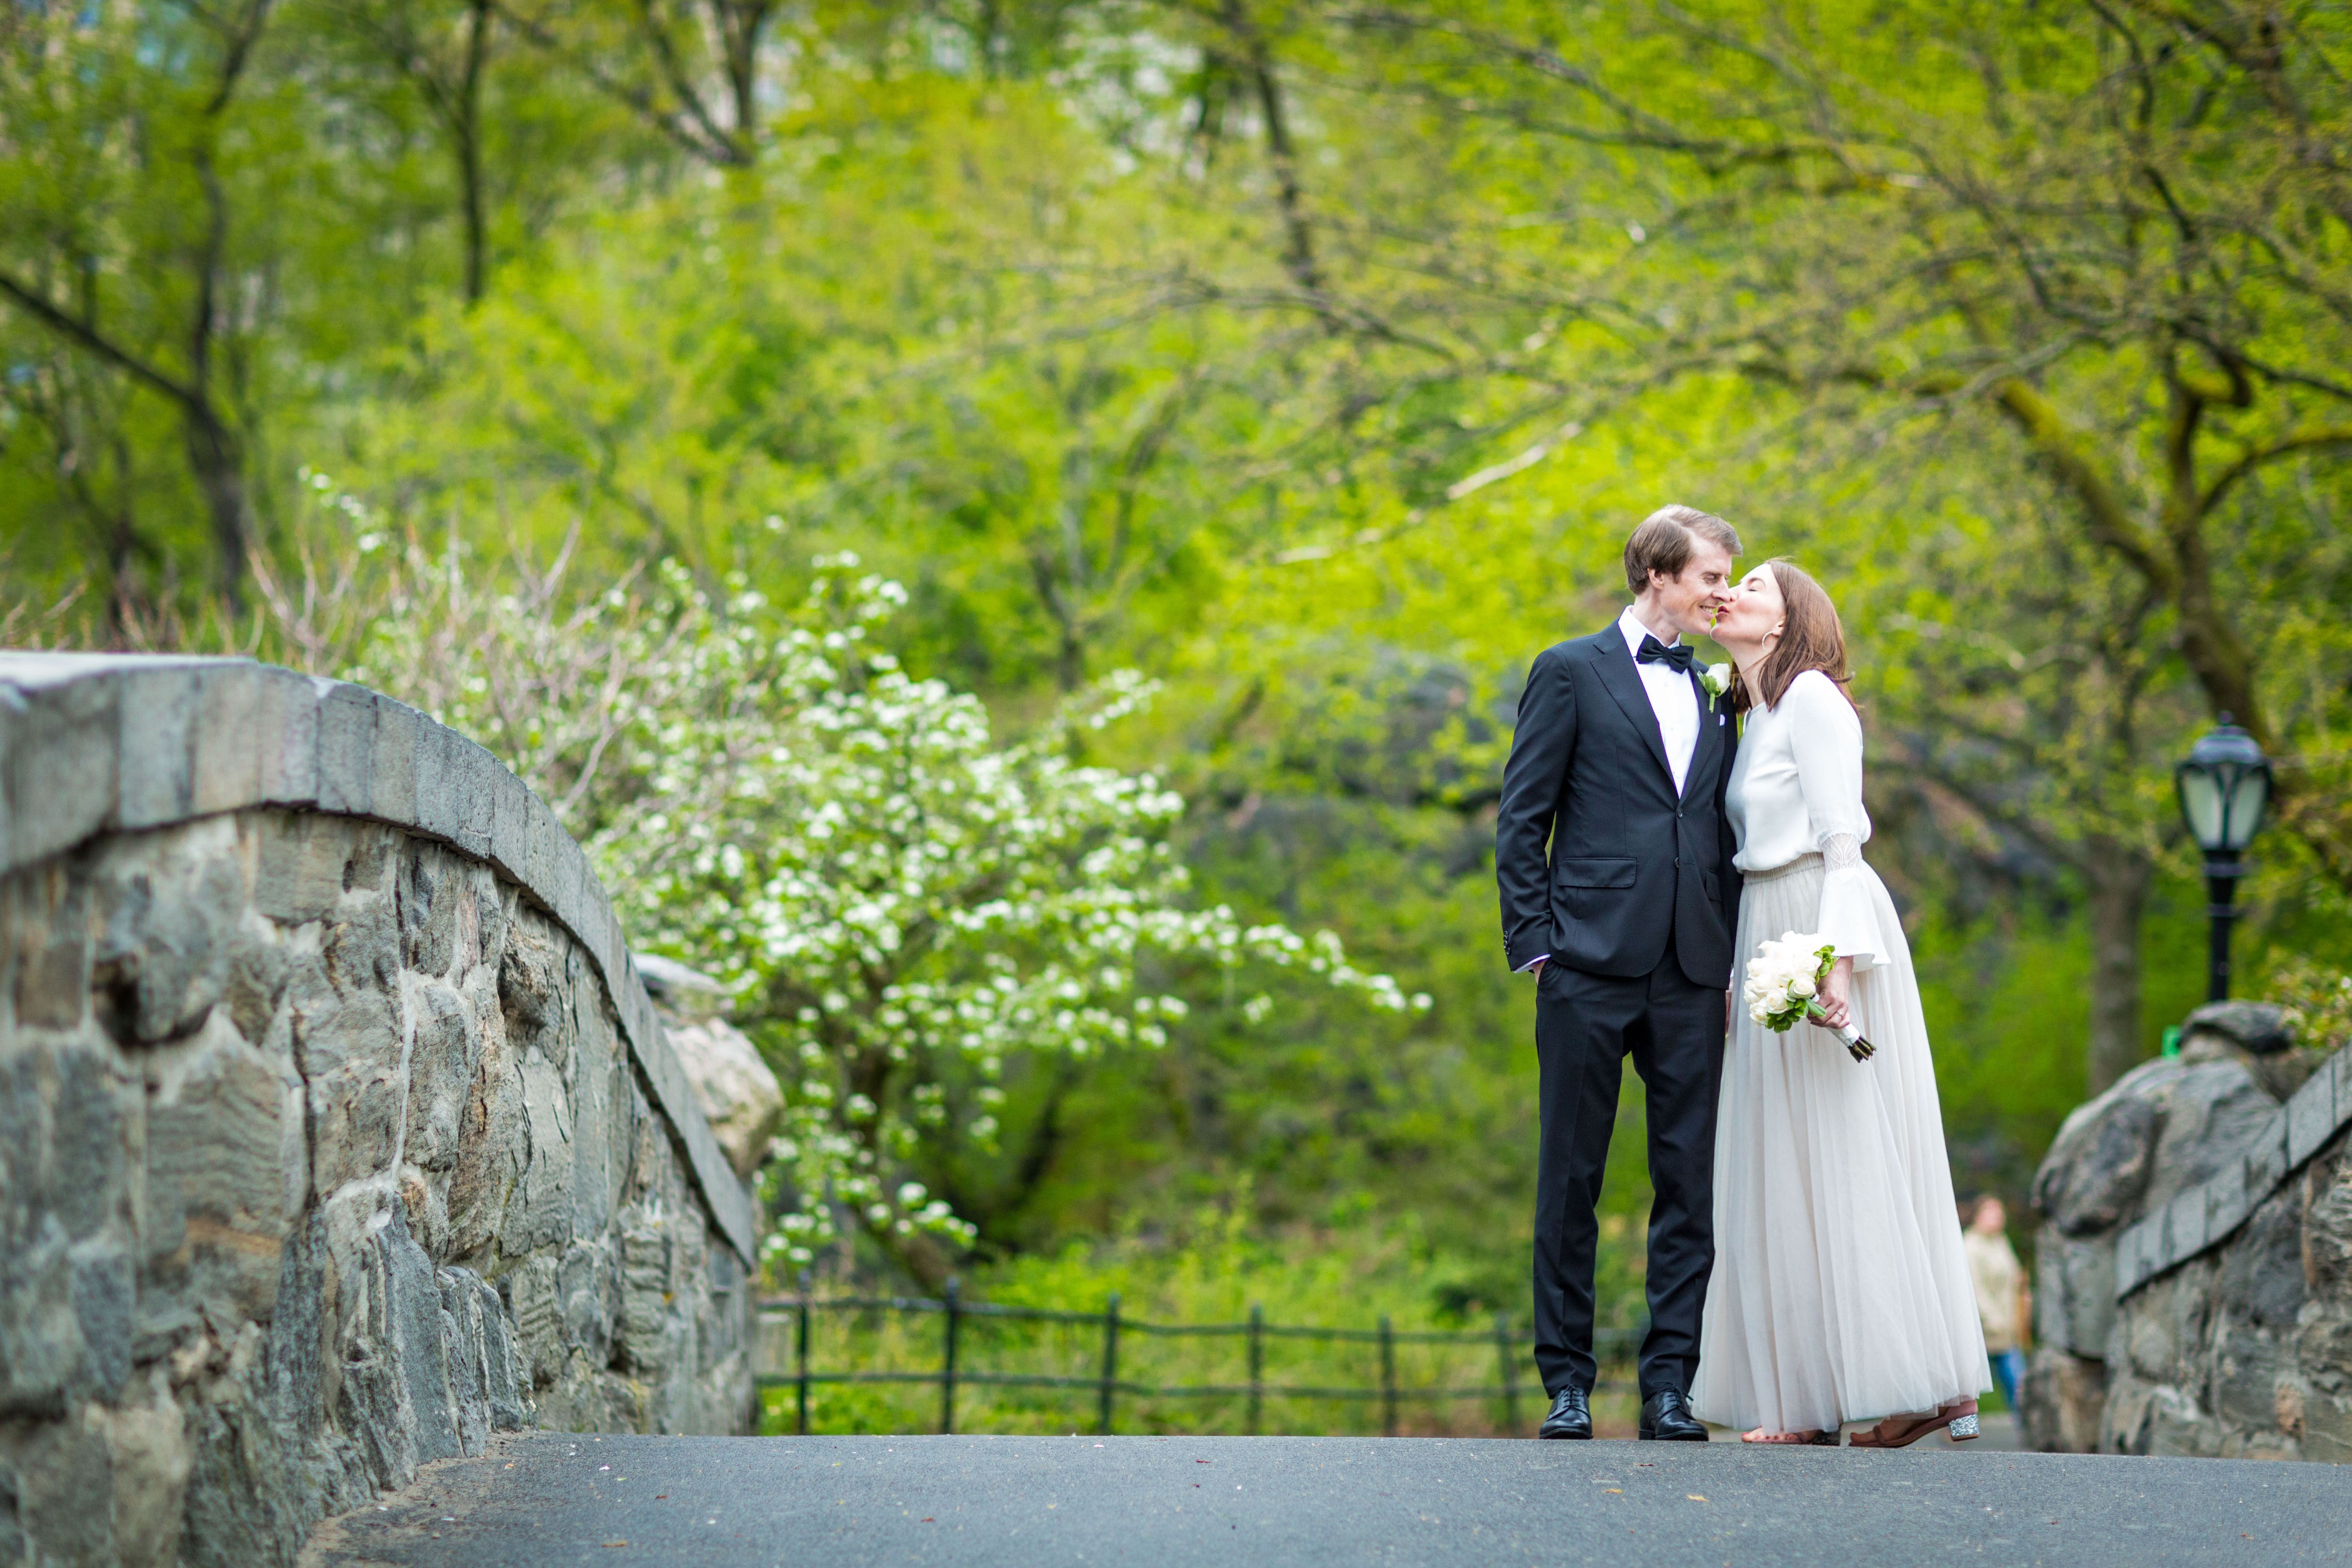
[1624,505,1741,594]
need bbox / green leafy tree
[285,526,1423,1283]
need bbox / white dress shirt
[1522,607,1703,973]
[1618,606,1699,796]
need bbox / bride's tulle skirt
[1690,853,1990,1434]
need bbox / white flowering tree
[306,526,1425,1283]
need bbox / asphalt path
[303,1430,2352,1568]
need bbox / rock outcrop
[2023,1001,2352,1459]
[637,953,783,1182]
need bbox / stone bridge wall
[0,654,762,1567]
[2024,1002,2352,1460]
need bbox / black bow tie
[1636,635,1696,674]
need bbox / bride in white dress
[1690,561,1989,1448]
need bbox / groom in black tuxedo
[1496,505,1743,1442]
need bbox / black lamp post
[2174,717,2272,1002]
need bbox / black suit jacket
[1495,624,1742,989]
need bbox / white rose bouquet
[1742,931,1875,1062]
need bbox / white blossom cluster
[338,543,1426,1277]
[1742,931,1835,1031]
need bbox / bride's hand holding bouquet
[1742,933,1874,1062]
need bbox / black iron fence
[753,1275,1641,1437]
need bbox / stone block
[2302,1390,2352,1463]
[322,883,401,999]
[6,668,119,873]
[400,843,459,979]
[2142,1383,2223,1456]
[497,920,564,1049]
[403,981,480,1174]
[2147,1060,2284,1212]
[315,684,379,818]
[291,982,405,1196]
[254,667,323,808]
[2123,1286,2178,1381]
[501,1054,574,1255]
[141,1017,303,1337]
[11,863,89,1032]
[522,801,565,919]
[550,838,596,947]
[2202,1160,2250,1248]
[2211,1321,2297,1434]
[445,1032,525,1260]
[437,1269,492,1456]
[223,909,291,1047]
[189,662,267,816]
[2288,1062,2341,1168]
[558,1240,615,1365]
[484,766,535,885]
[116,665,202,829]
[410,721,464,848]
[504,1254,563,1390]
[2240,1111,2290,1202]
[0,1404,119,1563]
[90,818,243,1046]
[251,813,348,926]
[2112,1221,2148,1298]
[2218,1187,2306,1328]
[370,698,421,829]
[568,985,616,1225]
[2019,1345,2105,1453]
[2162,1188,2205,1270]
[377,1212,460,1466]
[69,1236,135,1404]
[0,1217,79,1417]
[2307,1150,2352,1296]
[448,735,501,862]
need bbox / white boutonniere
[1700,662,1733,710]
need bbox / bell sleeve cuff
[1815,834,1889,971]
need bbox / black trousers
[1531,957,1725,1399]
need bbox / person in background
[1962,1196,2029,1412]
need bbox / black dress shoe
[1538,1386,1592,1439]
[1637,1388,1708,1441]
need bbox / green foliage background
[10,0,2352,1350]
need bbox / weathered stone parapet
[0,653,752,1261]
[2022,1001,2352,1459]
[0,654,762,1566]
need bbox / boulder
[2180,1000,2294,1056]
[635,955,782,1182]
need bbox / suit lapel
[1590,631,1677,789]
[1684,668,1721,802]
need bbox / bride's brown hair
[1731,561,1858,718]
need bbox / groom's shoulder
[1530,627,1616,671]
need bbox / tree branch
[2199,423,2352,516]
[0,273,204,412]
[1992,378,2176,590]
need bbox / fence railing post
[1493,1312,1517,1435]
[1379,1315,1398,1437]
[1098,1292,1121,1436]
[941,1276,961,1435]
[795,1268,813,1436]
[1246,1303,1264,1435]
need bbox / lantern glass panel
[2180,768,2227,852]
[2223,769,2270,853]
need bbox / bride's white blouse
[1725,668,1890,971]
